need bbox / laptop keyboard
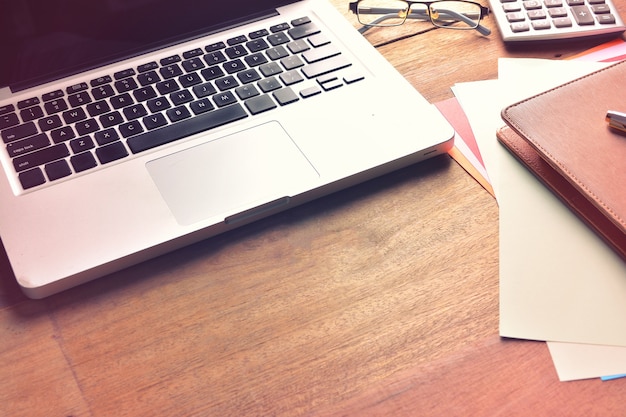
[0,16,364,191]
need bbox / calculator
[488,0,626,41]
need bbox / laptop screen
[0,0,293,92]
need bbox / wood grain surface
[1,1,625,416]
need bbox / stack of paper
[443,40,626,382]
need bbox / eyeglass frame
[348,0,491,36]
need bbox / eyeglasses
[348,0,491,36]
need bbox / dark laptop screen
[0,0,293,91]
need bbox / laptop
[0,0,454,298]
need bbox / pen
[606,110,626,133]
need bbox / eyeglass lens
[356,0,482,29]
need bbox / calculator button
[597,14,616,24]
[528,10,547,19]
[523,0,542,9]
[511,22,531,31]
[548,7,568,17]
[571,6,595,25]
[553,17,573,27]
[591,4,610,14]
[507,12,526,22]
[533,20,552,29]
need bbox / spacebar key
[127,104,248,153]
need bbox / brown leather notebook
[497,61,626,261]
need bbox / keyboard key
[302,44,341,63]
[2,121,38,143]
[193,82,217,98]
[212,91,238,107]
[288,23,320,40]
[127,104,248,153]
[42,90,64,102]
[100,111,124,128]
[68,91,92,107]
[45,159,72,181]
[268,32,290,46]
[20,106,44,122]
[143,113,168,130]
[267,46,289,60]
[114,78,139,93]
[235,84,260,100]
[70,151,97,172]
[7,133,50,157]
[205,42,226,52]
[86,100,111,117]
[110,93,134,109]
[96,142,129,164]
[0,104,16,116]
[45,99,69,115]
[92,84,115,100]
[223,59,247,74]
[70,136,95,153]
[147,97,171,112]
[190,98,214,115]
[13,143,69,172]
[137,61,159,73]
[237,69,261,84]
[292,17,312,26]
[258,77,282,93]
[280,70,304,85]
[95,128,120,145]
[17,97,40,109]
[138,70,161,86]
[19,168,46,189]
[227,35,247,45]
[170,90,194,105]
[38,115,63,131]
[51,126,75,143]
[183,48,204,59]
[225,45,248,59]
[270,22,290,33]
[244,95,277,114]
[182,58,205,72]
[302,55,351,78]
[160,55,181,65]
[90,76,112,87]
[179,72,203,88]
[66,82,88,94]
[123,103,148,120]
[273,88,299,106]
[1,112,20,130]
[119,120,144,138]
[114,68,136,80]
[133,86,157,102]
[201,66,225,81]
[75,118,100,136]
[156,79,180,95]
[166,106,191,122]
[246,39,269,53]
[159,64,183,79]
[215,76,239,91]
[245,53,268,67]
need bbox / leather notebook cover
[498,61,626,261]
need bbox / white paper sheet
[452,58,626,381]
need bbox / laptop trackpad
[146,121,319,226]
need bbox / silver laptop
[0,0,454,298]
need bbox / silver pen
[606,110,626,133]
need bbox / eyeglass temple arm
[355,7,491,36]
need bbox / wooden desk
[2,1,625,415]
